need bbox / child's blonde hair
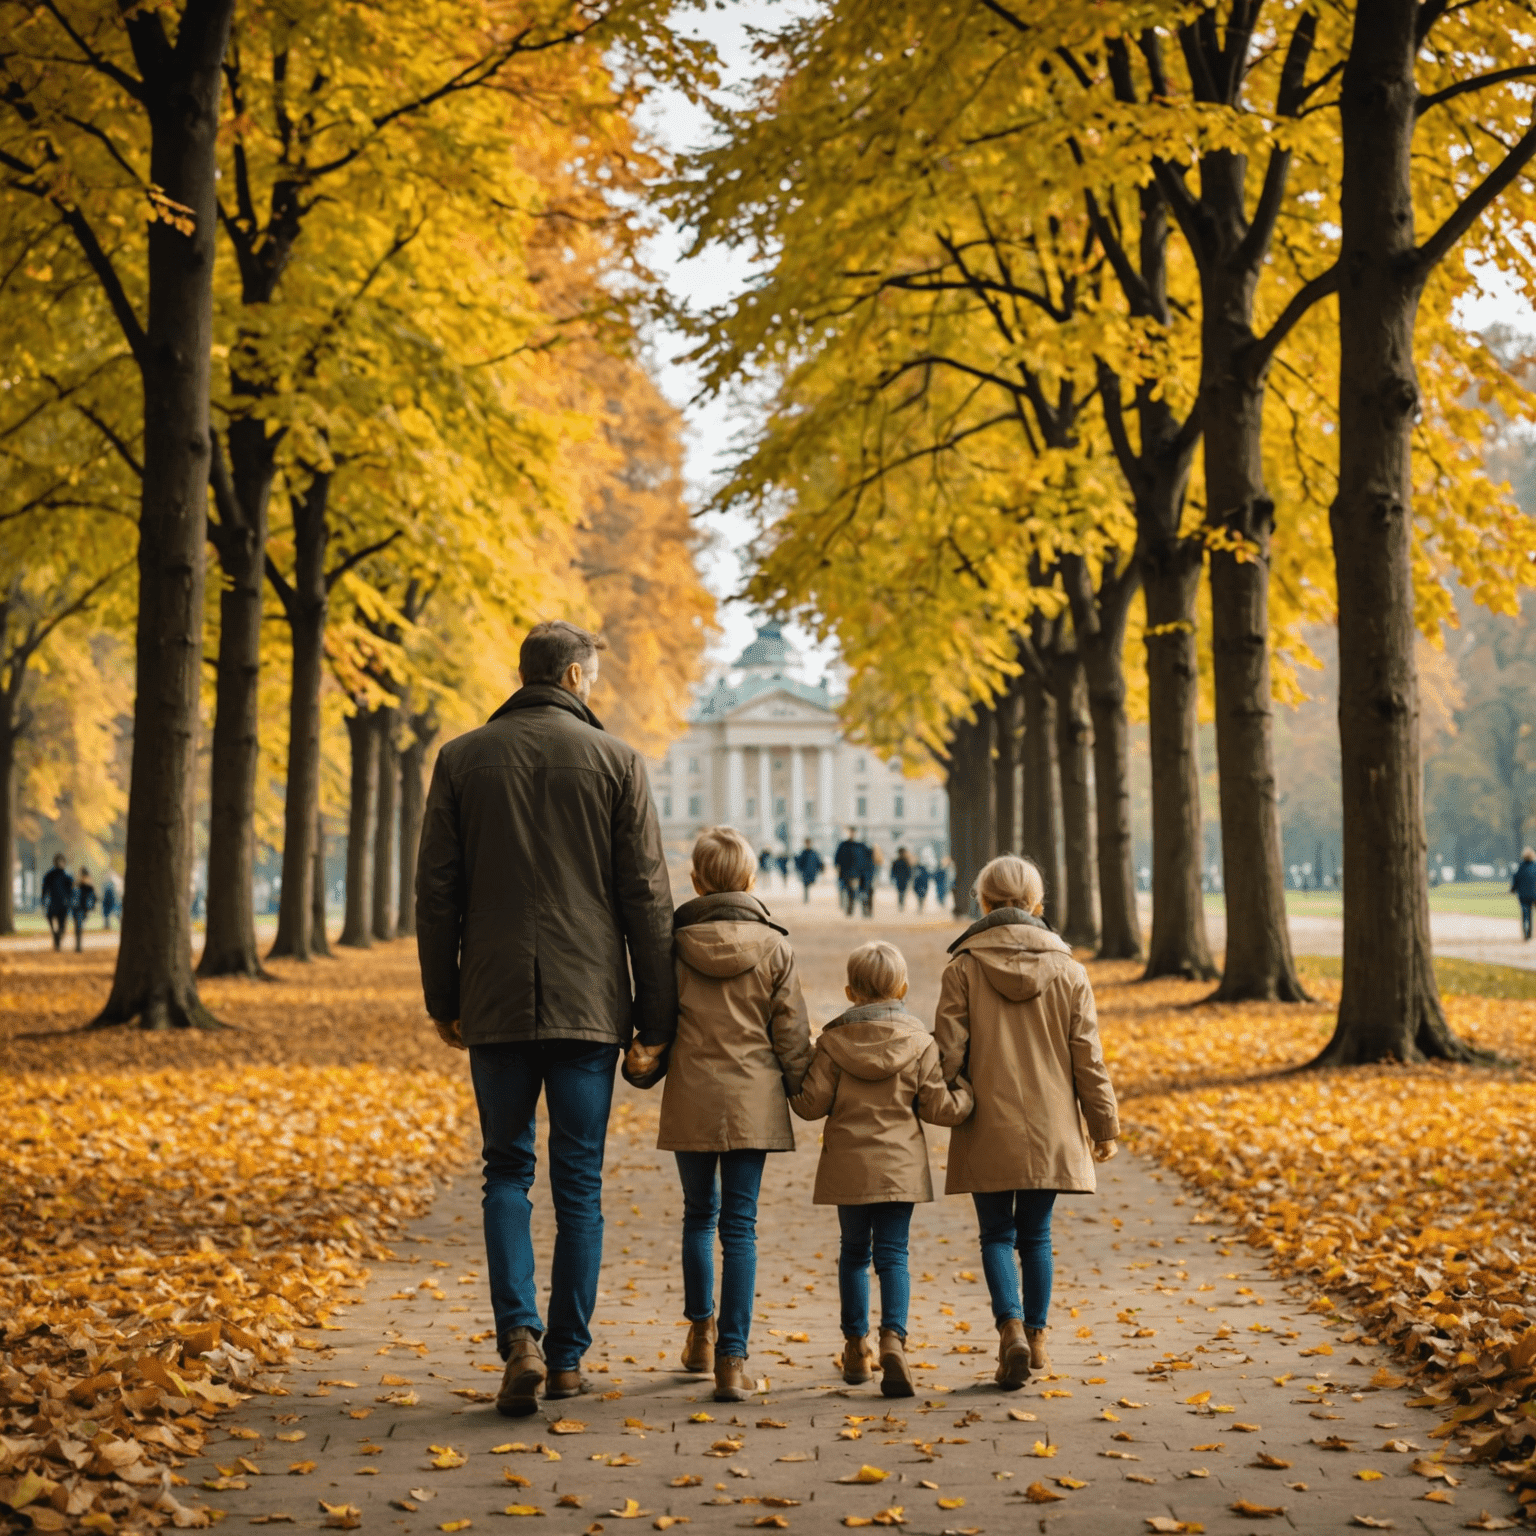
[975,853,1045,913]
[847,940,908,1001]
[691,826,757,894]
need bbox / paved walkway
[187,902,1511,1534]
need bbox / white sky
[639,5,1536,683]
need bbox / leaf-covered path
[183,902,1519,1535]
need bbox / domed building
[646,623,950,860]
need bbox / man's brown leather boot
[840,1333,873,1385]
[682,1317,716,1374]
[496,1328,546,1418]
[995,1318,1030,1390]
[1026,1327,1052,1375]
[543,1368,586,1401]
[878,1330,915,1398]
[713,1356,751,1402]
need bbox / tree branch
[73,401,143,478]
[1414,118,1536,278]
[1417,64,1536,116]
[1248,260,1340,375]
[38,0,146,100]
[325,531,401,589]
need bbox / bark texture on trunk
[1052,642,1099,950]
[1021,668,1063,930]
[339,706,377,948]
[993,681,1021,856]
[94,0,235,1029]
[267,474,329,960]
[371,705,397,942]
[311,809,332,957]
[200,419,272,979]
[1314,0,1476,1064]
[948,711,994,918]
[1141,536,1219,980]
[0,720,15,936]
[395,714,434,940]
[1064,555,1143,959]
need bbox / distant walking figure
[912,860,931,913]
[101,876,118,930]
[1513,848,1536,941]
[416,621,676,1418]
[934,856,954,911]
[794,838,823,903]
[72,868,97,952]
[834,827,865,918]
[890,847,913,911]
[41,855,72,952]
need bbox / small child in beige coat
[791,941,972,1397]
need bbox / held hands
[433,1017,466,1051]
[1092,1139,1119,1163]
[624,1039,663,1078]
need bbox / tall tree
[1,0,237,1026]
[1315,0,1536,1064]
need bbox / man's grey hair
[519,621,608,685]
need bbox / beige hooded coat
[934,911,1119,1195]
[656,892,812,1153]
[790,1004,974,1205]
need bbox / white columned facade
[789,747,806,847]
[817,748,835,843]
[757,748,773,843]
[726,746,745,824]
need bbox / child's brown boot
[878,1330,915,1398]
[995,1318,1030,1389]
[1026,1326,1052,1374]
[713,1355,751,1402]
[682,1316,716,1374]
[841,1332,873,1385]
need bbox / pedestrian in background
[71,868,97,952]
[794,838,823,903]
[101,875,118,930]
[834,827,864,918]
[40,854,72,952]
[890,847,913,911]
[935,856,954,911]
[912,859,931,914]
[1513,847,1536,940]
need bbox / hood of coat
[949,910,1073,1002]
[673,891,786,978]
[486,682,604,731]
[819,1004,930,1081]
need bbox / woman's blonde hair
[691,826,757,894]
[846,940,908,1002]
[975,853,1045,913]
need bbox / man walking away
[912,859,930,913]
[935,856,954,911]
[72,868,97,952]
[861,843,880,917]
[41,855,72,952]
[834,826,863,917]
[891,847,913,912]
[416,621,676,1418]
[102,875,118,930]
[794,838,823,903]
[1513,848,1536,940]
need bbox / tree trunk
[948,711,993,919]
[268,474,329,960]
[311,808,332,956]
[199,418,272,979]
[1052,642,1099,950]
[0,718,15,936]
[1021,668,1064,930]
[1314,0,1471,1064]
[93,0,234,1029]
[396,721,432,939]
[1068,559,1143,959]
[993,680,1021,856]
[1141,537,1219,980]
[371,705,398,942]
[339,706,376,948]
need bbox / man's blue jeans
[973,1189,1058,1329]
[468,1039,619,1370]
[837,1202,912,1338]
[674,1150,768,1360]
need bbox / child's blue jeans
[972,1189,1058,1329]
[674,1150,768,1359]
[837,1201,912,1338]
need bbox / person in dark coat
[71,868,97,952]
[858,841,879,917]
[416,620,676,1418]
[40,854,72,952]
[912,860,931,913]
[890,847,914,911]
[1513,847,1536,940]
[834,827,865,918]
[935,856,954,909]
[101,875,118,930]
[794,838,823,903]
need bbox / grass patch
[1298,952,1536,1000]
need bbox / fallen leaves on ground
[1097,957,1536,1514]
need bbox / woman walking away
[1512,848,1536,940]
[792,942,972,1398]
[935,855,1119,1390]
[635,826,812,1402]
[912,859,930,913]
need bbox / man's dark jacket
[1514,858,1536,903]
[833,838,864,883]
[415,683,677,1049]
[40,866,72,916]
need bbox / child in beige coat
[791,941,972,1397]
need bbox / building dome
[734,621,792,677]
